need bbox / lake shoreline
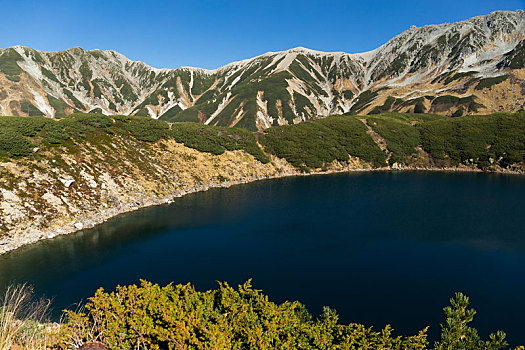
[2,164,523,256]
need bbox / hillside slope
[0,112,523,254]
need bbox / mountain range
[0,10,524,130]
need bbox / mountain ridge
[6,9,522,70]
[0,9,524,129]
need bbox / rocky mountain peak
[0,10,523,129]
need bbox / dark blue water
[0,171,524,344]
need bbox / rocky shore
[0,136,522,255]
[2,171,311,255]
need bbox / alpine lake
[1,171,524,344]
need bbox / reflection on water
[0,171,524,344]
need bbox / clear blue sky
[0,0,523,69]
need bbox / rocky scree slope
[0,10,524,130]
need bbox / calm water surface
[0,171,524,343]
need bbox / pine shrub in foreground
[55,280,520,350]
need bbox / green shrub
[451,107,464,117]
[0,116,49,136]
[432,95,460,105]
[434,293,508,350]
[55,281,514,350]
[431,95,482,113]
[420,113,525,168]
[260,115,386,169]
[47,95,69,118]
[42,123,71,144]
[0,130,33,157]
[347,90,378,114]
[63,89,85,110]
[475,75,509,90]
[443,71,476,85]
[6,75,20,82]
[88,108,103,114]
[0,49,22,78]
[365,114,421,164]
[56,280,429,350]
[122,117,170,142]
[0,114,271,162]
[72,113,113,129]
[0,112,523,172]
[498,41,525,69]
[368,96,402,114]
[158,105,182,121]
[414,101,426,113]
[19,101,44,116]
[342,90,354,99]
[171,123,269,163]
